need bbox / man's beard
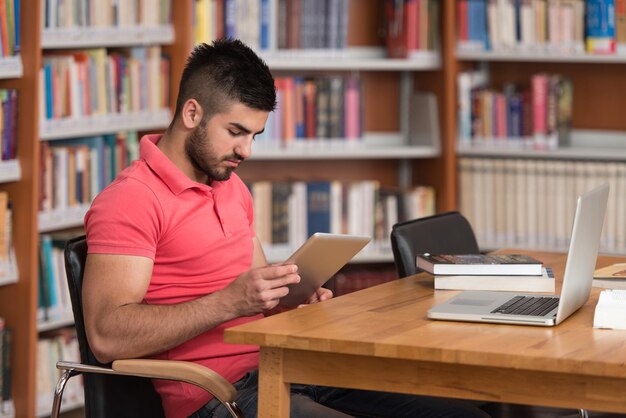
[185,122,241,182]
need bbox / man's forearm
[90,292,238,363]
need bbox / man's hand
[264,286,334,316]
[219,264,301,317]
[301,287,333,306]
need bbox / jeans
[189,369,491,418]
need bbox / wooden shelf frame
[41,25,174,49]
[40,109,172,141]
[0,1,43,417]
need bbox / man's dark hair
[172,38,276,124]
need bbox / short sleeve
[85,178,163,259]
[231,174,255,235]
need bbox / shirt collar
[140,134,223,195]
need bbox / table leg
[258,347,290,418]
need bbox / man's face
[185,102,268,182]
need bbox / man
[83,38,490,418]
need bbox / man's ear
[181,99,204,129]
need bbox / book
[271,182,291,245]
[409,91,440,149]
[592,263,626,290]
[434,267,555,292]
[384,0,409,58]
[416,253,543,275]
[593,289,626,330]
[586,0,616,54]
[617,0,626,47]
[306,181,332,235]
[1,324,11,405]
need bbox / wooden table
[224,252,626,417]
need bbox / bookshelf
[0,1,622,416]
[0,1,459,417]
[0,2,43,418]
[454,0,626,254]
[34,2,181,417]
[190,0,455,259]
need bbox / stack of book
[594,289,626,330]
[415,253,554,292]
[592,263,626,290]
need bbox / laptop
[427,183,609,326]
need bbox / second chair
[390,211,479,278]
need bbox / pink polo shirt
[85,134,261,418]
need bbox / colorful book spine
[531,73,548,149]
[586,0,616,53]
[260,0,271,49]
[307,181,332,236]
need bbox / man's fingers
[264,274,300,289]
[254,264,298,280]
[318,288,333,300]
[250,265,300,289]
[263,285,291,301]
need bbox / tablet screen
[279,233,371,308]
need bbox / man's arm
[251,236,267,268]
[82,251,299,364]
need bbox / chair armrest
[57,359,237,405]
[113,359,237,404]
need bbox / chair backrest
[64,235,166,418]
[390,211,480,278]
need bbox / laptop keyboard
[491,295,559,317]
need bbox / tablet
[279,233,371,308]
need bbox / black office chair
[51,235,244,418]
[390,211,480,278]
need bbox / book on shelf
[332,266,397,296]
[0,89,18,161]
[409,91,440,149]
[434,266,555,292]
[0,0,18,57]
[593,289,626,330]
[593,263,626,289]
[256,74,363,147]
[0,191,16,283]
[249,179,435,250]
[1,320,12,410]
[306,180,333,237]
[39,132,139,217]
[586,0,616,54]
[456,69,572,151]
[459,157,625,254]
[617,0,626,50]
[44,0,171,30]
[38,233,74,323]
[416,253,543,275]
[194,0,349,51]
[458,0,586,54]
[40,46,170,122]
[36,328,83,413]
[384,0,439,58]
